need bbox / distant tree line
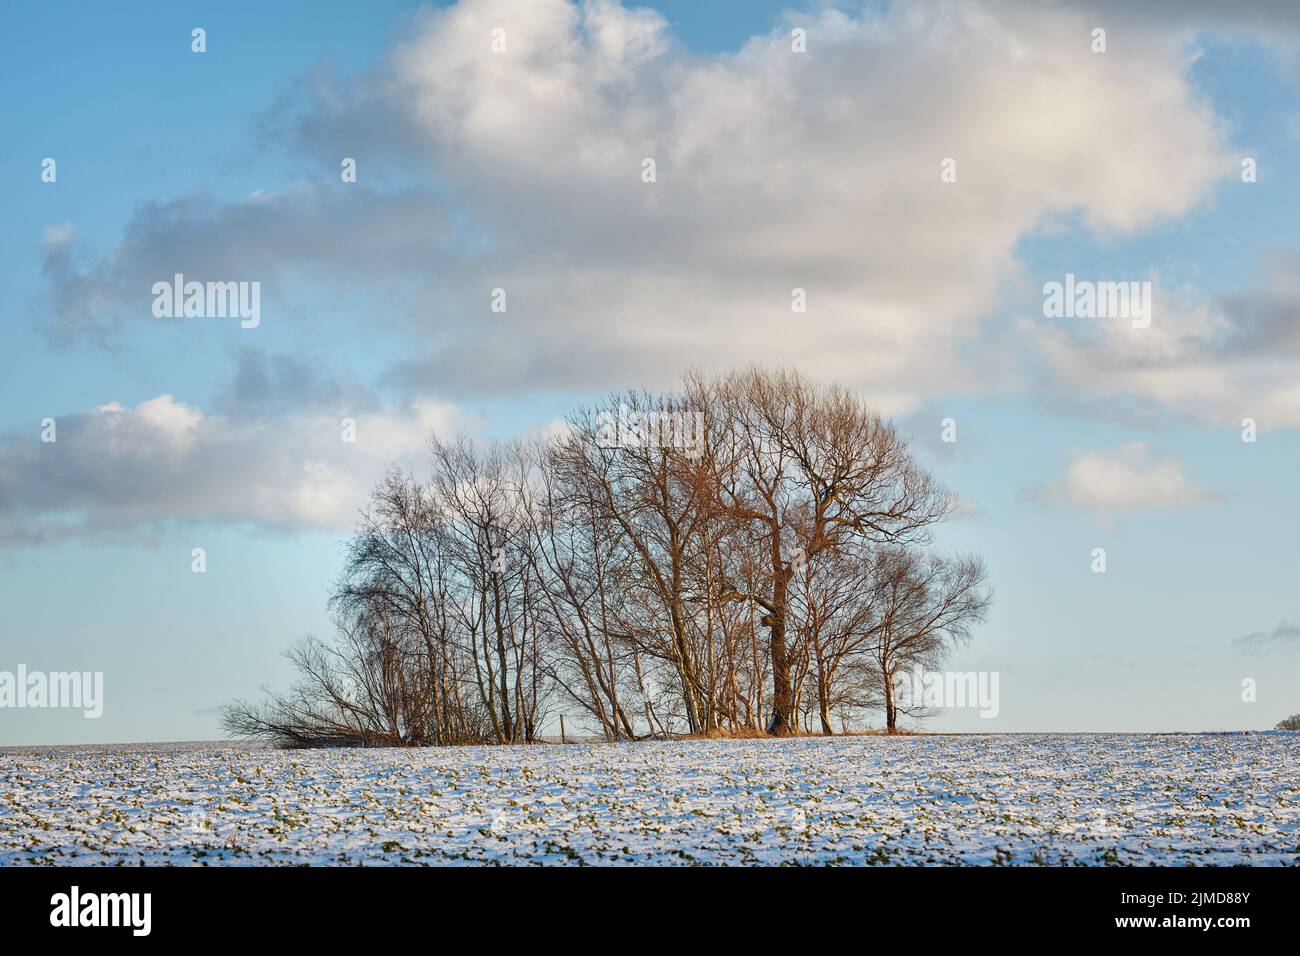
[222,368,990,746]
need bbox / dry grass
[671,727,925,740]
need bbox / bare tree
[867,547,991,733]
[696,367,952,734]
[555,393,717,734]
[521,438,639,739]
[224,368,989,746]
[793,543,881,734]
[222,612,429,749]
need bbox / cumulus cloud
[39,186,457,346]
[0,392,470,544]
[1022,442,1217,519]
[38,0,1238,411]
[1024,260,1300,428]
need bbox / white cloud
[42,0,1236,412]
[1024,263,1300,428]
[1024,442,1218,519]
[0,395,471,543]
[368,0,1233,404]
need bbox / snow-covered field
[2,734,1296,865]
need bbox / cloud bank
[17,0,1300,542]
[42,0,1236,407]
[0,388,466,543]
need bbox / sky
[1,0,1298,744]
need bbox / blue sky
[2,0,1298,743]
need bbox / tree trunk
[767,630,793,736]
[884,666,897,734]
[766,550,794,735]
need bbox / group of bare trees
[223,368,990,747]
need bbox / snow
[2,735,1297,865]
